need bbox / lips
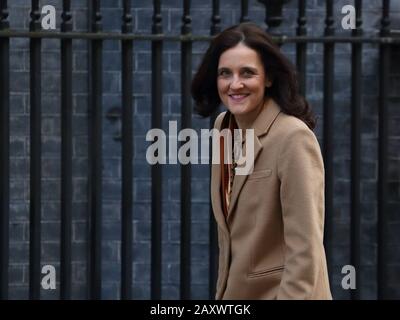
[228,94,249,102]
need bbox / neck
[233,99,266,130]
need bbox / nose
[229,76,244,90]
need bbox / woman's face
[217,42,269,117]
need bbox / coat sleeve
[276,126,326,299]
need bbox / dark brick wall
[5,0,400,299]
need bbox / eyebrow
[217,66,258,72]
[241,66,258,72]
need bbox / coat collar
[221,97,282,144]
[211,98,282,232]
[253,98,282,138]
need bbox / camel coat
[211,98,332,300]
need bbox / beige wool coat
[211,98,332,300]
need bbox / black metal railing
[323,1,335,288]
[0,0,9,302]
[88,0,103,301]
[208,0,222,300]
[29,0,42,300]
[151,0,163,301]
[180,0,192,300]
[378,0,391,300]
[60,0,73,300]
[0,0,398,300]
[121,0,134,301]
[350,0,362,301]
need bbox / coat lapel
[227,136,261,221]
[227,98,282,222]
[210,112,230,235]
[211,161,230,234]
[210,98,282,230]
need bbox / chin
[226,105,249,115]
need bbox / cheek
[251,80,266,94]
[217,80,228,94]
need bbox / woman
[191,23,332,300]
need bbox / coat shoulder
[274,112,323,168]
[271,112,322,159]
[274,112,317,142]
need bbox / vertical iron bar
[322,0,334,287]
[240,0,249,23]
[208,0,220,300]
[350,0,362,301]
[210,0,221,36]
[121,0,133,300]
[180,0,192,300]
[151,0,163,300]
[378,0,390,300]
[86,0,92,300]
[29,0,42,300]
[89,0,103,300]
[296,0,307,95]
[60,0,73,300]
[0,0,9,300]
[264,1,284,32]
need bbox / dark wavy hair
[191,22,316,130]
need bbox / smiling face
[217,42,269,119]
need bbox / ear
[265,76,272,88]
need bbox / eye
[218,69,231,77]
[242,69,255,77]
